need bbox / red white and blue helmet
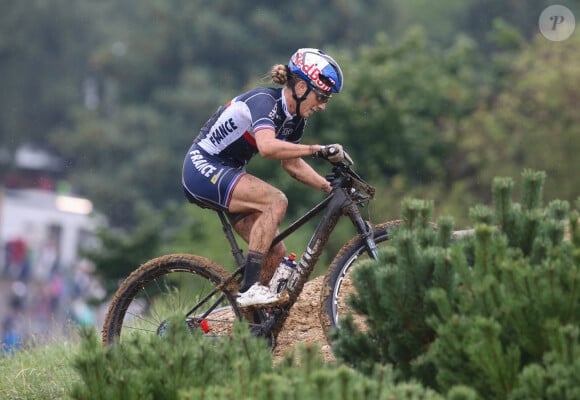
[288,48,344,94]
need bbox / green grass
[0,285,232,400]
[0,336,83,400]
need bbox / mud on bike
[102,154,400,348]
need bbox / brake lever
[343,151,353,166]
[327,149,353,167]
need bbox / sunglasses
[310,86,332,104]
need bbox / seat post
[216,210,245,268]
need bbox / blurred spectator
[3,238,30,281]
[34,238,59,283]
[9,280,28,311]
[49,271,65,314]
[1,315,21,355]
[72,259,94,299]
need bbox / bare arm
[281,157,331,193]
[254,129,332,193]
[255,129,321,160]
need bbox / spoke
[122,325,159,334]
[125,311,162,329]
[105,259,244,344]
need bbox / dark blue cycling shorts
[182,144,246,211]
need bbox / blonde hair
[270,64,298,86]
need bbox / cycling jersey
[194,87,306,167]
[183,87,307,212]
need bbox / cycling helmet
[288,48,344,94]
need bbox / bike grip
[327,145,337,155]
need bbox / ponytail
[270,64,289,85]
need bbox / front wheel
[102,254,242,345]
[319,220,401,341]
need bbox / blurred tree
[392,0,470,45]
[0,0,100,149]
[392,0,579,51]
[5,0,580,237]
[311,29,480,185]
[460,0,578,52]
[48,0,398,227]
[448,33,580,205]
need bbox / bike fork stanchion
[363,221,379,260]
[347,204,379,260]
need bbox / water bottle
[269,253,297,293]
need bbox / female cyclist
[182,48,345,307]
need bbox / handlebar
[326,154,375,199]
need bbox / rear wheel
[319,220,401,340]
[102,254,242,345]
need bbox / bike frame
[186,165,379,337]
[218,171,379,294]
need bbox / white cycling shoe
[237,283,289,308]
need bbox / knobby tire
[319,220,401,340]
[102,253,241,345]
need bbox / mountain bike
[102,154,401,347]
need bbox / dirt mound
[272,275,335,362]
[207,275,337,362]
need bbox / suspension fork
[345,203,379,260]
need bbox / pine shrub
[182,344,441,399]
[331,170,580,398]
[71,319,439,399]
[70,319,274,399]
